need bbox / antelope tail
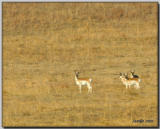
[138,79,141,82]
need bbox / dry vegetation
[2,3,158,127]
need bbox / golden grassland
[2,3,158,127]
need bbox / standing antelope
[119,73,141,89]
[130,70,139,78]
[74,71,92,93]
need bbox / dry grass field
[2,3,158,127]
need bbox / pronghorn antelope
[119,73,141,89]
[74,71,92,93]
[130,70,139,78]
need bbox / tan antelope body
[74,71,92,93]
[120,73,141,89]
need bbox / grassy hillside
[2,2,158,127]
